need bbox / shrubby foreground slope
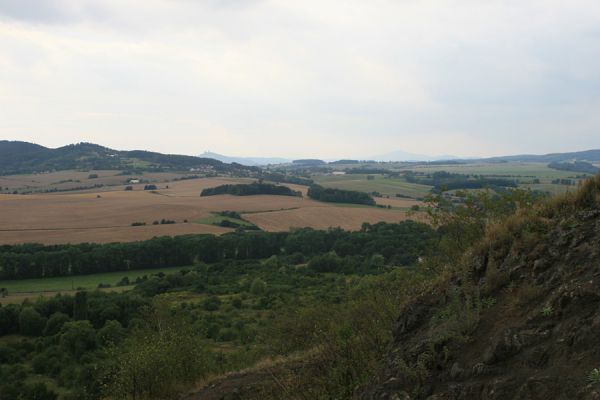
[187,177,600,400]
[361,176,600,399]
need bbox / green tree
[19,307,46,336]
[73,291,88,320]
[44,312,70,336]
[60,320,97,358]
[98,320,126,346]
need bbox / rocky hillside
[361,177,600,399]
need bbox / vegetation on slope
[200,182,301,197]
[548,160,600,174]
[0,221,435,399]
[0,141,258,176]
[361,175,600,399]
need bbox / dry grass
[0,176,420,244]
[243,206,422,232]
[0,170,185,193]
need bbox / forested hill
[481,148,600,163]
[0,141,259,175]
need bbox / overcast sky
[1,0,599,158]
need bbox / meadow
[313,174,432,198]
[0,266,189,304]
[313,161,584,198]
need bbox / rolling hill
[0,141,259,176]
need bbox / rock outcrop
[361,193,600,399]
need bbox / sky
[0,0,599,159]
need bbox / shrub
[203,296,222,311]
[250,278,267,295]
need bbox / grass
[399,162,577,179]
[313,174,432,199]
[0,266,189,294]
[317,162,586,197]
[196,213,257,227]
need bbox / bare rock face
[360,207,600,400]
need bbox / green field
[0,266,188,294]
[316,162,587,197]
[197,213,257,227]
[313,174,432,199]
[401,162,577,180]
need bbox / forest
[0,220,436,399]
[307,184,376,205]
[200,182,302,197]
[0,221,434,280]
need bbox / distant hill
[482,149,600,163]
[0,141,259,176]
[370,150,459,162]
[199,151,291,166]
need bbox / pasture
[313,174,432,198]
[0,266,187,304]
[315,162,584,197]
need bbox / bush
[203,296,222,311]
[250,278,267,295]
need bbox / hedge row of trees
[0,221,434,280]
[200,182,302,197]
[405,171,517,191]
[307,184,376,205]
[548,161,599,174]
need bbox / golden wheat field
[0,176,423,245]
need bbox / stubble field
[0,176,421,245]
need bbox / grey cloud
[0,0,111,24]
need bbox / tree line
[307,184,376,205]
[405,171,518,191]
[200,182,302,197]
[0,221,434,280]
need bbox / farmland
[312,161,588,198]
[0,266,188,304]
[0,175,418,245]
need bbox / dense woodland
[307,184,376,205]
[0,222,434,280]
[200,182,302,197]
[0,220,436,399]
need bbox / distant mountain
[199,151,291,166]
[0,141,258,176]
[481,149,600,163]
[370,150,459,162]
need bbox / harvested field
[243,206,422,232]
[0,176,423,244]
[0,169,187,193]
